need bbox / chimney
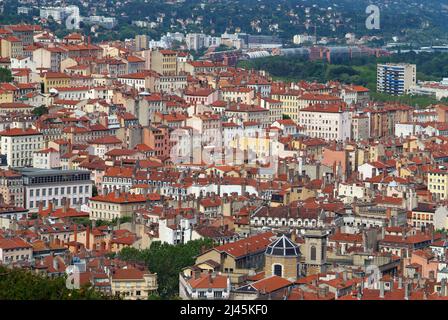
[64,198,70,213]
[441,278,447,297]
[71,223,77,243]
[404,282,410,300]
[48,200,53,213]
[86,225,91,250]
[379,280,385,298]
[38,201,43,214]
[398,277,403,289]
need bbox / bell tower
[303,229,328,276]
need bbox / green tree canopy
[0,68,13,83]
[32,106,49,117]
[117,238,214,299]
[0,266,112,300]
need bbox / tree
[0,68,12,83]
[32,106,49,117]
[0,266,113,300]
[117,238,214,298]
[71,217,91,226]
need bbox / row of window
[3,254,30,262]
[253,218,317,227]
[30,185,89,197]
[30,197,88,208]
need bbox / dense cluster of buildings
[0,24,448,300]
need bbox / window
[273,264,283,277]
[310,246,317,261]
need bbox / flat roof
[14,168,91,177]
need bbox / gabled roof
[235,275,292,294]
[188,273,229,289]
[212,232,274,259]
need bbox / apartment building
[428,168,448,202]
[224,104,270,128]
[0,36,23,58]
[89,191,148,221]
[377,63,416,95]
[298,103,351,142]
[0,128,44,167]
[0,237,33,265]
[260,97,283,124]
[221,87,255,104]
[111,267,158,300]
[150,49,177,76]
[32,147,61,169]
[16,167,92,212]
[42,71,71,93]
[0,169,24,208]
[179,272,231,300]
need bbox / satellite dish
[138,91,151,96]
[49,88,58,94]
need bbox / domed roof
[265,235,300,257]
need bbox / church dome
[265,234,300,257]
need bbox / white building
[117,72,148,91]
[33,148,61,169]
[0,128,44,167]
[336,183,370,204]
[293,34,316,45]
[0,237,32,265]
[377,63,416,95]
[158,215,196,245]
[395,123,425,138]
[298,104,351,141]
[409,79,448,100]
[40,5,80,27]
[179,272,231,300]
[434,205,448,230]
[186,33,206,51]
[16,168,92,212]
[11,56,36,72]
